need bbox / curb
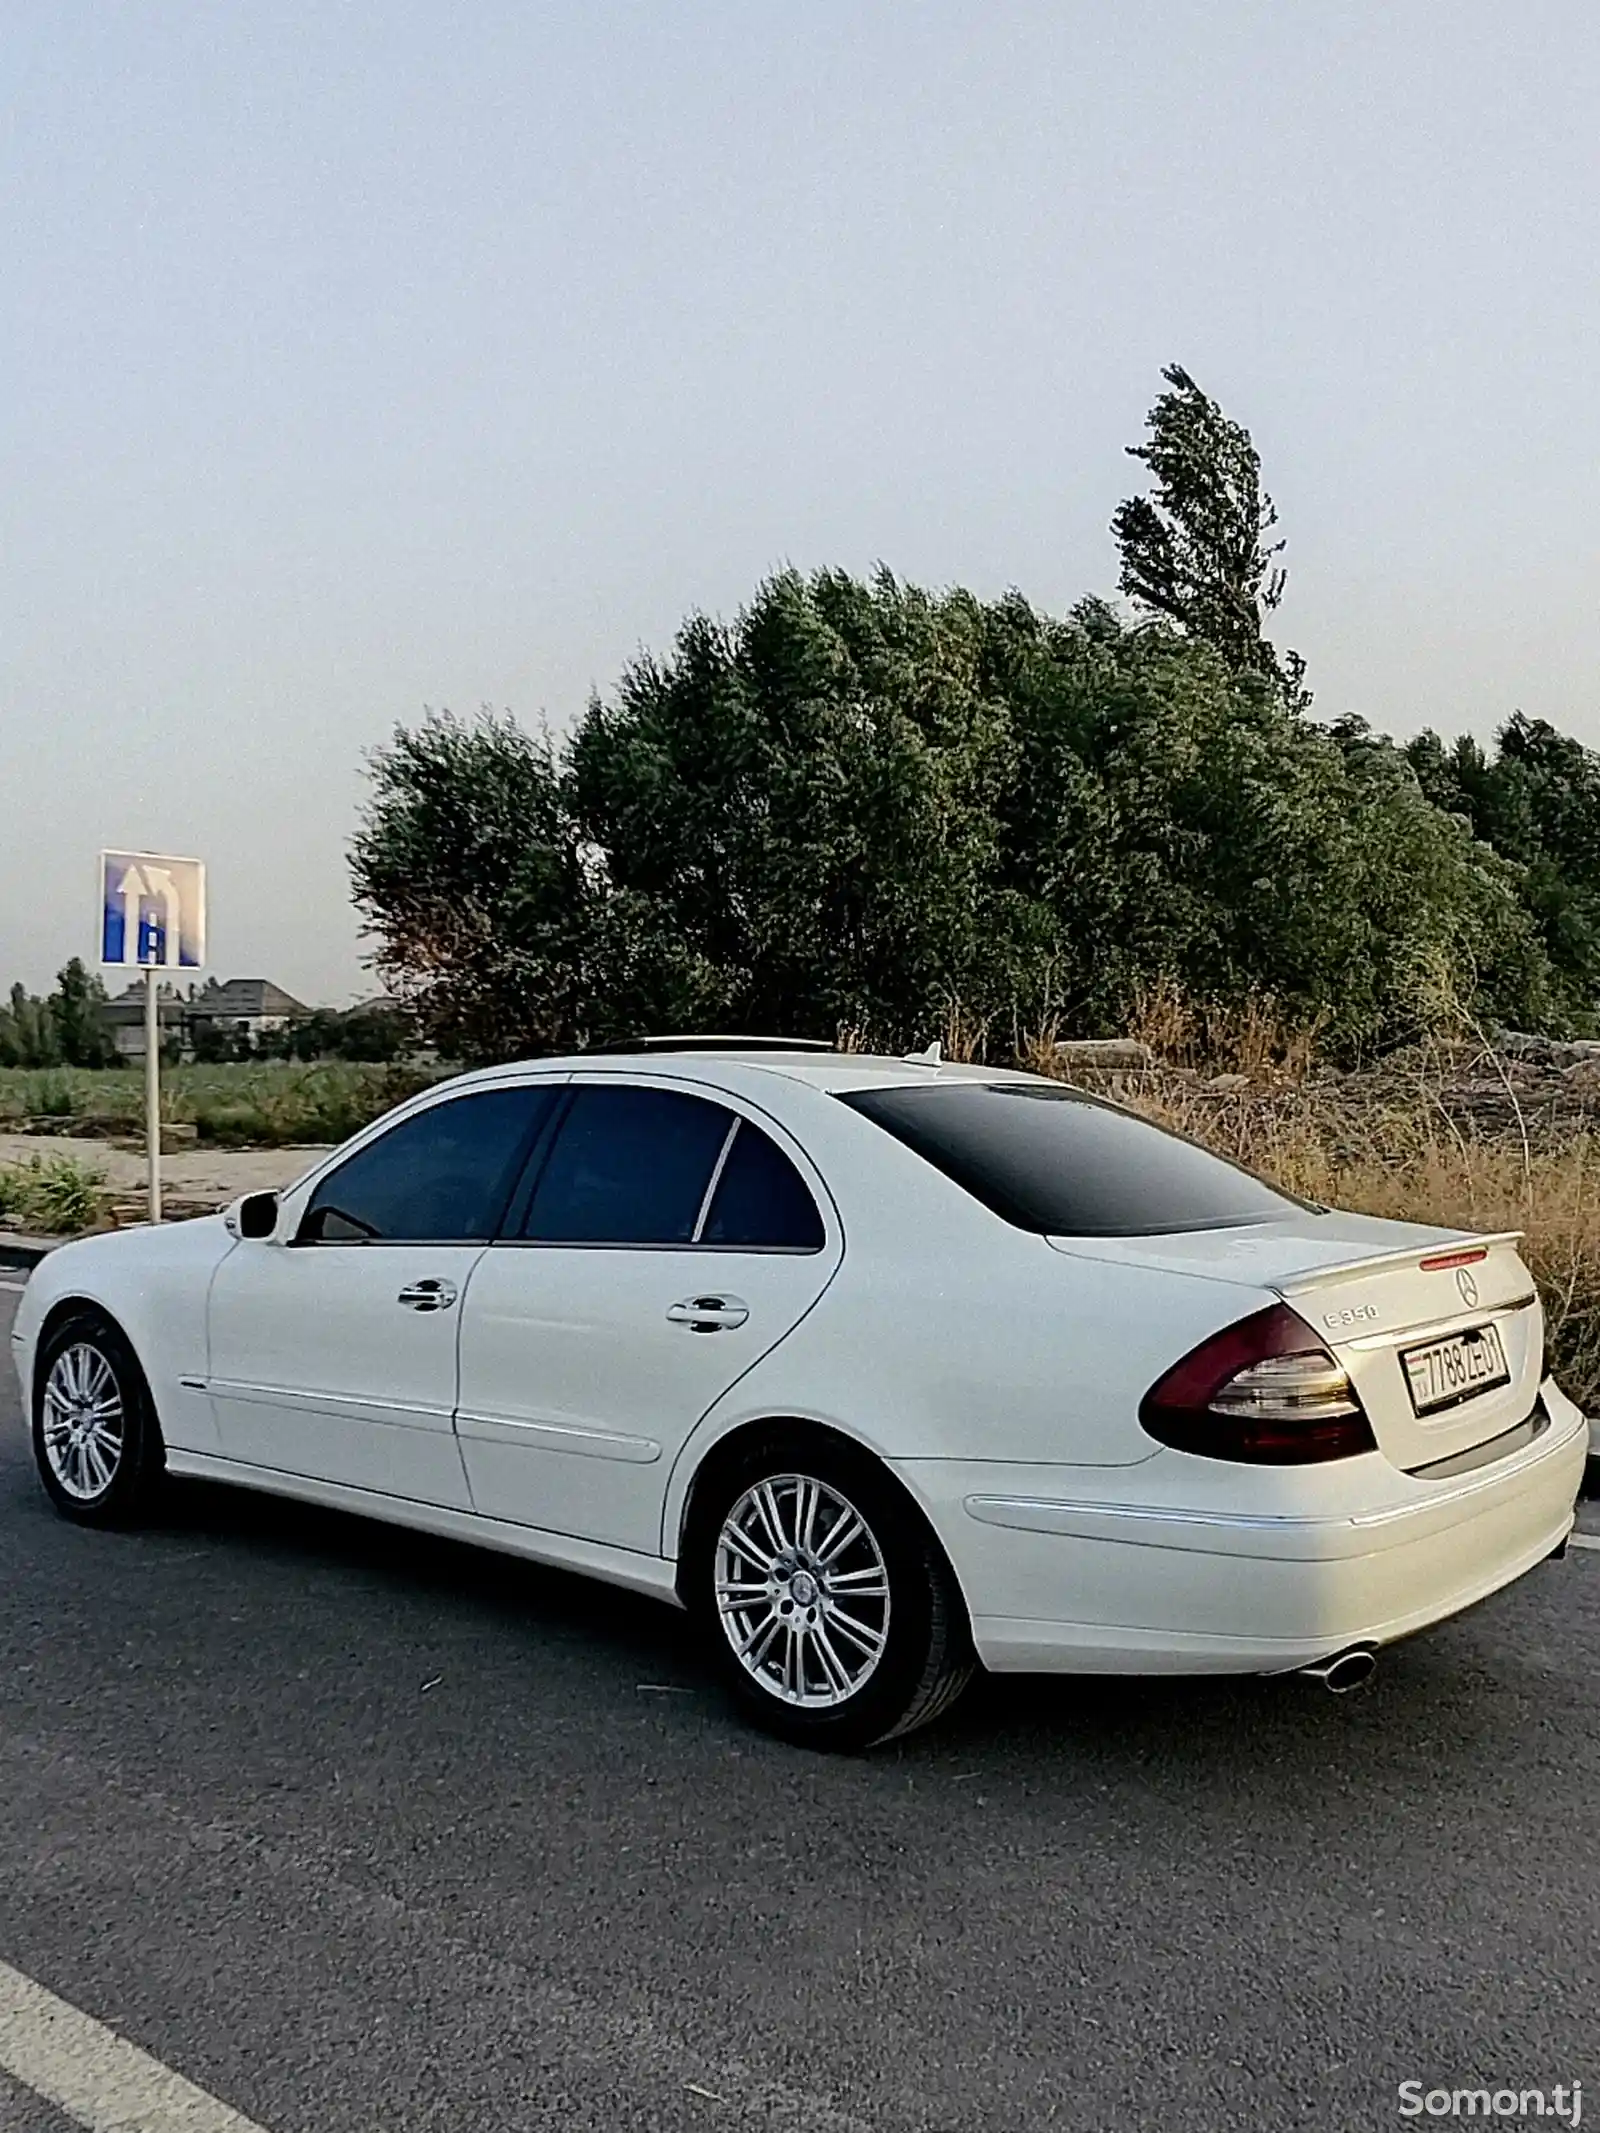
[0,1237,55,1272]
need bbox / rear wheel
[695,1433,974,1751]
[32,1312,164,1527]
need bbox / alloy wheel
[41,1344,126,1503]
[713,1473,892,1707]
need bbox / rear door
[455,1075,842,1554]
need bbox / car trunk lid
[1273,1230,1541,1471]
[1049,1217,1544,1472]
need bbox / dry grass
[1031,1040,1600,1417]
[850,994,1597,1406]
[1127,979,1328,1082]
[939,1001,991,1064]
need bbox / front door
[206,1083,560,1505]
[456,1077,842,1555]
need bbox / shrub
[0,1154,105,1235]
[190,1100,273,1147]
[187,1063,442,1147]
[23,1071,82,1119]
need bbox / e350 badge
[1323,1303,1379,1331]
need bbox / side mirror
[225,1190,281,1241]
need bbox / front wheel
[695,1435,974,1751]
[32,1312,164,1527]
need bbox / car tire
[31,1310,165,1528]
[693,1431,975,1751]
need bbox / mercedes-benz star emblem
[1455,1266,1480,1309]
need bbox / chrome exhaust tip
[1297,1646,1377,1695]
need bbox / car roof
[458,1048,1044,1097]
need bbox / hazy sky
[5,2,1598,1004]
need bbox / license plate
[1401,1323,1510,1416]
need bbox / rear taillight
[1140,1302,1377,1464]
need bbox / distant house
[337,994,408,1023]
[100,983,190,1061]
[187,979,309,1049]
[99,977,309,1060]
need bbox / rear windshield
[838,1081,1308,1236]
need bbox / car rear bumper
[892,1377,1588,1675]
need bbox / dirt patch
[0,1134,331,1226]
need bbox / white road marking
[1568,1530,1600,1553]
[0,1279,28,1293]
[0,1960,271,2132]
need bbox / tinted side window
[522,1086,733,1245]
[299,1088,556,1243]
[840,1082,1307,1236]
[701,1122,824,1249]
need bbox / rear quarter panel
[659,1236,1269,1550]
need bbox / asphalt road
[2,1280,1598,2133]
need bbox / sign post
[144,963,161,1222]
[99,853,206,1226]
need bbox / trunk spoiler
[1269,1231,1525,1301]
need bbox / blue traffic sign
[100,851,206,969]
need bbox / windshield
[838,1081,1310,1237]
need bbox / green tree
[194,1014,266,1062]
[1111,364,1308,710]
[350,710,597,1061]
[0,982,62,1068]
[982,605,1551,1049]
[568,569,1019,1048]
[333,1006,410,1062]
[1406,715,1600,1029]
[264,1006,411,1063]
[352,575,1562,1064]
[47,957,115,1067]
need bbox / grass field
[0,1059,447,1147]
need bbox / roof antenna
[904,1039,942,1066]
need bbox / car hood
[22,1212,234,1303]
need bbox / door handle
[397,1279,458,1312]
[665,1294,750,1333]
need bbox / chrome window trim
[691,1117,743,1244]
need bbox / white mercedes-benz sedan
[8,1039,1586,1749]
